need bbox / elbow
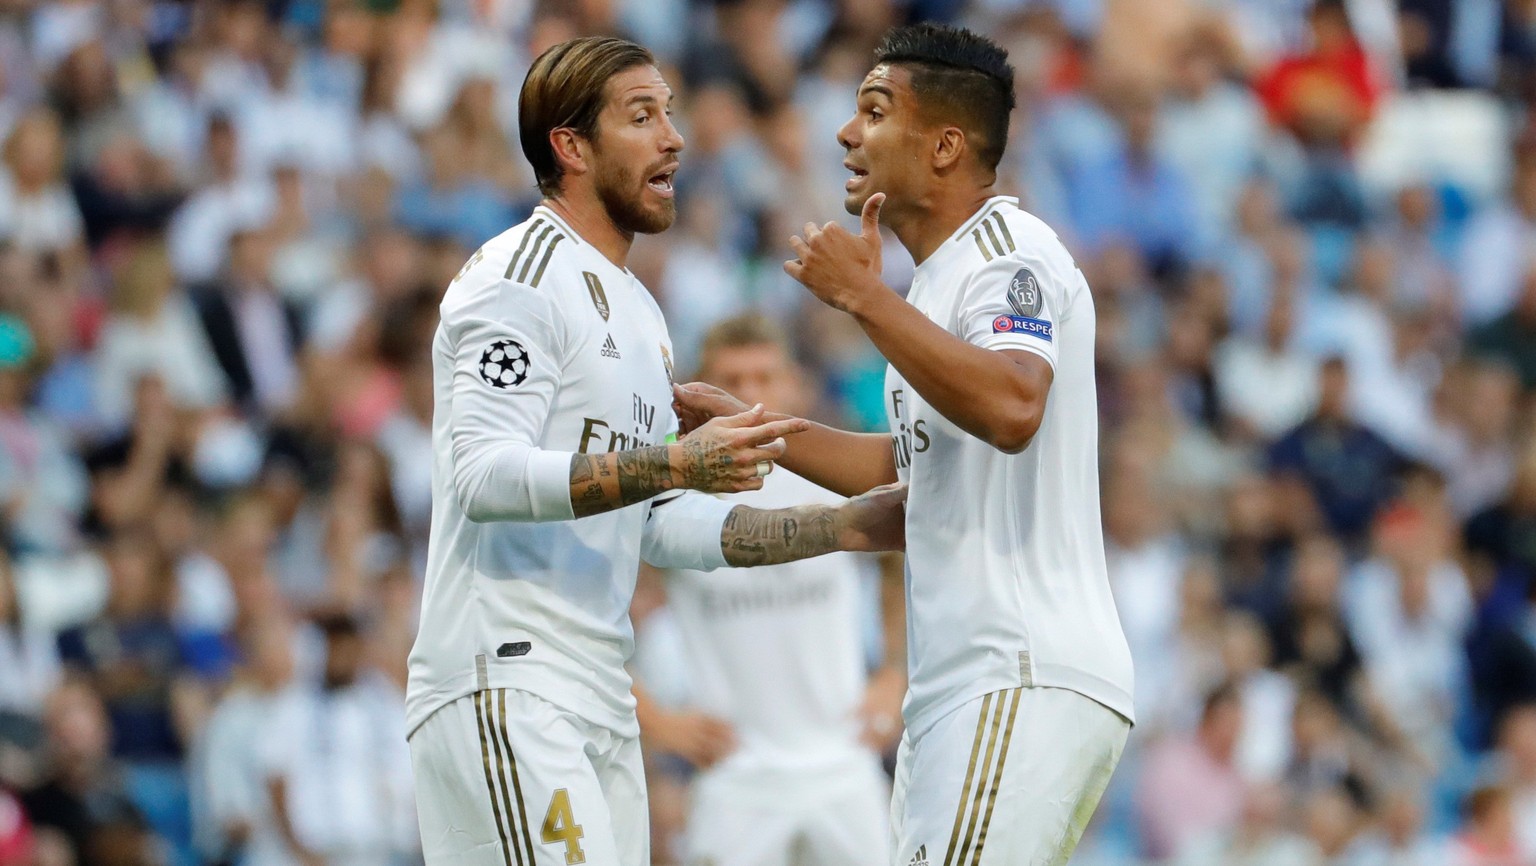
[987,403,1044,455]
[456,487,498,524]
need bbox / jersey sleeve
[444,278,576,523]
[955,252,1072,370]
[640,490,734,571]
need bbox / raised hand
[784,192,887,313]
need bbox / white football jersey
[407,206,716,738]
[887,197,1135,736]
[664,470,874,776]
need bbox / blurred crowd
[0,0,1534,864]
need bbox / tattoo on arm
[720,505,840,566]
[569,448,677,518]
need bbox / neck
[888,185,998,266]
[544,195,634,270]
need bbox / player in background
[675,23,1133,866]
[637,313,906,866]
[407,37,907,866]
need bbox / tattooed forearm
[720,504,841,566]
[569,448,677,518]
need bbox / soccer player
[675,23,1134,865]
[639,313,906,866]
[406,37,907,866]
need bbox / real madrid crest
[660,344,674,383]
[583,271,609,321]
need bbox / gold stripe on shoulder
[956,202,1000,239]
[969,688,1024,865]
[971,229,993,263]
[504,218,546,281]
[498,690,538,862]
[515,223,557,283]
[990,211,1016,253]
[475,691,517,866]
[944,693,996,866]
[981,219,1007,258]
[529,234,565,288]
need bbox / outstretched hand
[674,404,809,493]
[785,192,889,313]
[836,481,907,553]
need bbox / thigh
[683,773,800,866]
[595,733,650,866]
[413,688,625,866]
[797,760,891,866]
[890,688,1128,866]
[983,688,1127,866]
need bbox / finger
[788,235,809,259]
[803,221,820,240]
[784,259,804,281]
[739,417,811,444]
[747,437,787,460]
[861,192,886,239]
[715,403,767,428]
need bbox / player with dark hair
[676,23,1134,865]
[407,36,906,866]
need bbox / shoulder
[954,201,1078,284]
[439,215,584,328]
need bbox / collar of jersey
[913,195,1019,276]
[532,204,646,281]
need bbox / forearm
[876,552,907,674]
[778,422,896,496]
[719,504,841,567]
[569,446,681,519]
[848,291,1042,451]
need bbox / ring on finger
[754,461,772,477]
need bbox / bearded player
[407,37,907,866]
[676,24,1133,865]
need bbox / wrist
[664,443,685,490]
[842,276,893,322]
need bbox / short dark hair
[519,37,655,197]
[873,23,1016,173]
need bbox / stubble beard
[596,160,676,235]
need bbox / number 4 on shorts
[541,788,585,865]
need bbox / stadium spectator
[1137,683,1247,859]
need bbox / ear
[549,127,591,179]
[932,126,966,171]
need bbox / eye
[634,112,650,125]
[869,108,884,121]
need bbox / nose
[661,112,685,154]
[836,113,858,151]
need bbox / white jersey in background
[886,196,1135,736]
[406,205,730,739]
[666,469,875,775]
[664,469,890,865]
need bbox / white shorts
[890,687,1128,866]
[685,755,890,866]
[409,688,647,866]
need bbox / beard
[594,156,676,235]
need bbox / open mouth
[647,168,676,197]
[845,161,868,189]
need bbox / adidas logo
[908,844,929,866]
[600,334,621,359]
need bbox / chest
[559,268,675,453]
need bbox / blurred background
[0,0,1533,864]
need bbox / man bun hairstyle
[519,36,655,197]
[873,23,1016,173]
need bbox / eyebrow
[859,84,895,100]
[624,93,673,108]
